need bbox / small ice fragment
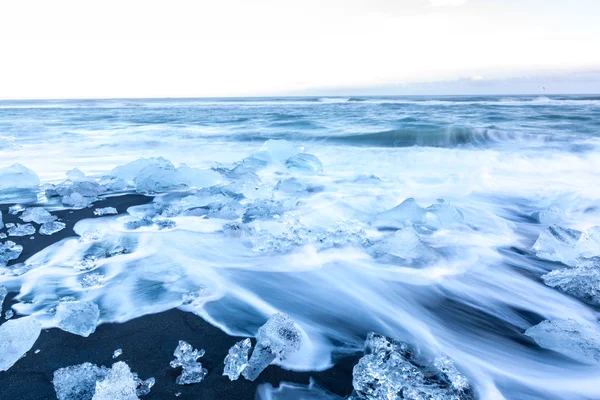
[125,217,154,230]
[53,362,108,400]
[531,225,581,266]
[113,348,123,359]
[8,205,26,215]
[170,340,207,385]
[20,207,57,224]
[285,153,323,175]
[74,255,98,271]
[275,178,307,194]
[81,273,105,288]
[35,349,40,354]
[368,226,438,266]
[576,226,600,259]
[0,316,42,371]
[79,230,101,242]
[0,285,7,309]
[155,219,176,230]
[5,309,14,319]
[242,313,302,381]
[543,263,600,305]
[0,240,23,266]
[532,206,563,224]
[0,209,3,229]
[426,199,464,227]
[223,338,251,381]
[0,233,6,239]
[92,362,139,400]
[40,221,67,235]
[55,301,100,337]
[94,207,118,216]
[134,375,155,396]
[372,198,427,229]
[525,319,600,364]
[8,223,36,236]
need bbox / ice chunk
[368,226,438,266]
[243,200,283,223]
[176,164,221,189]
[352,332,473,400]
[55,301,100,337]
[275,178,307,194]
[94,207,118,216]
[8,223,36,236]
[543,264,600,305]
[54,180,105,208]
[20,207,57,224]
[372,198,427,229]
[223,338,251,381]
[40,221,67,235]
[0,210,3,229]
[53,362,108,400]
[244,140,299,167]
[0,285,6,309]
[124,217,154,230]
[576,226,600,259]
[155,219,176,229]
[0,240,23,266]
[532,206,563,224]
[8,205,26,215]
[525,319,600,364]
[426,199,464,228]
[113,348,123,359]
[0,316,42,371]
[170,340,208,385]
[92,362,139,400]
[531,225,581,266]
[5,309,14,319]
[242,313,302,381]
[81,273,105,288]
[134,375,155,397]
[0,164,40,203]
[285,153,323,175]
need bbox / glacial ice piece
[426,200,464,228]
[40,221,67,235]
[223,338,252,381]
[8,205,26,215]
[242,200,283,223]
[532,206,563,224]
[0,164,40,203]
[368,226,438,266]
[576,226,600,259]
[285,153,323,175]
[242,313,302,381]
[0,209,3,229]
[372,198,427,229]
[170,340,208,385]
[244,140,300,168]
[113,348,123,359]
[351,332,473,400]
[124,217,154,230]
[0,316,42,371]
[542,264,600,305]
[0,240,23,266]
[92,362,139,400]
[155,219,176,229]
[275,178,307,194]
[176,164,221,189]
[74,255,99,271]
[55,301,100,337]
[53,179,105,208]
[531,225,581,266]
[134,375,155,397]
[94,207,118,216]
[53,362,108,400]
[0,285,6,310]
[8,223,36,236]
[5,309,14,319]
[525,319,600,364]
[81,273,105,288]
[66,168,88,181]
[20,207,57,224]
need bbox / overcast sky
[1,0,599,99]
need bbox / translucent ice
[372,198,427,229]
[94,207,118,216]
[242,313,302,381]
[243,200,283,223]
[531,225,582,266]
[54,180,105,208]
[223,338,251,381]
[525,319,600,364]
[426,199,464,228]
[0,210,3,229]
[351,332,473,400]
[53,362,108,400]
[92,361,139,400]
[8,223,36,236]
[0,316,42,371]
[0,164,40,203]
[55,301,100,337]
[576,226,600,259]
[285,153,323,175]
[113,348,123,359]
[8,205,26,215]
[0,285,6,310]
[20,207,57,224]
[40,221,67,235]
[275,178,307,194]
[170,340,208,385]
[368,226,439,266]
[0,240,23,266]
[543,264,600,305]
[532,206,563,224]
[5,309,14,319]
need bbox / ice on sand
[170,340,208,385]
[242,313,302,381]
[531,225,582,266]
[223,338,251,381]
[285,153,323,175]
[40,221,67,235]
[351,332,473,400]
[20,207,57,224]
[368,226,438,266]
[55,301,100,337]
[8,223,36,236]
[0,316,42,371]
[525,319,600,364]
[52,180,105,208]
[0,164,40,203]
[0,240,23,266]
[94,207,118,216]
[53,361,154,400]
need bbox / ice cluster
[55,300,100,337]
[372,198,463,232]
[223,338,252,381]
[0,316,42,371]
[351,333,473,400]
[53,361,154,400]
[170,340,208,385]
[525,319,600,364]
[0,240,23,267]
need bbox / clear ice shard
[0,164,40,203]
[0,240,23,266]
[285,153,323,175]
[368,226,438,266]
[0,285,7,310]
[52,179,105,208]
[351,332,474,400]
[94,207,118,216]
[525,319,600,364]
[372,198,427,229]
[542,262,600,305]
[40,221,67,235]
[170,340,208,385]
[223,338,252,381]
[0,316,42,371]
[242,200,283,223]
[576,226,600,259]
[532,206,563,224]
[20,207,57,224]
[242,313,302,381]
[531,225,582,266]
[53,361,153,400]
[426,199,464,228]
[8,223,36,236]
[113,348,123,359]
[55,300,100,337]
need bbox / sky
[0,0,599,99]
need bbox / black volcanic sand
[0,194,359,400]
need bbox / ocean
[1,95,600,399]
